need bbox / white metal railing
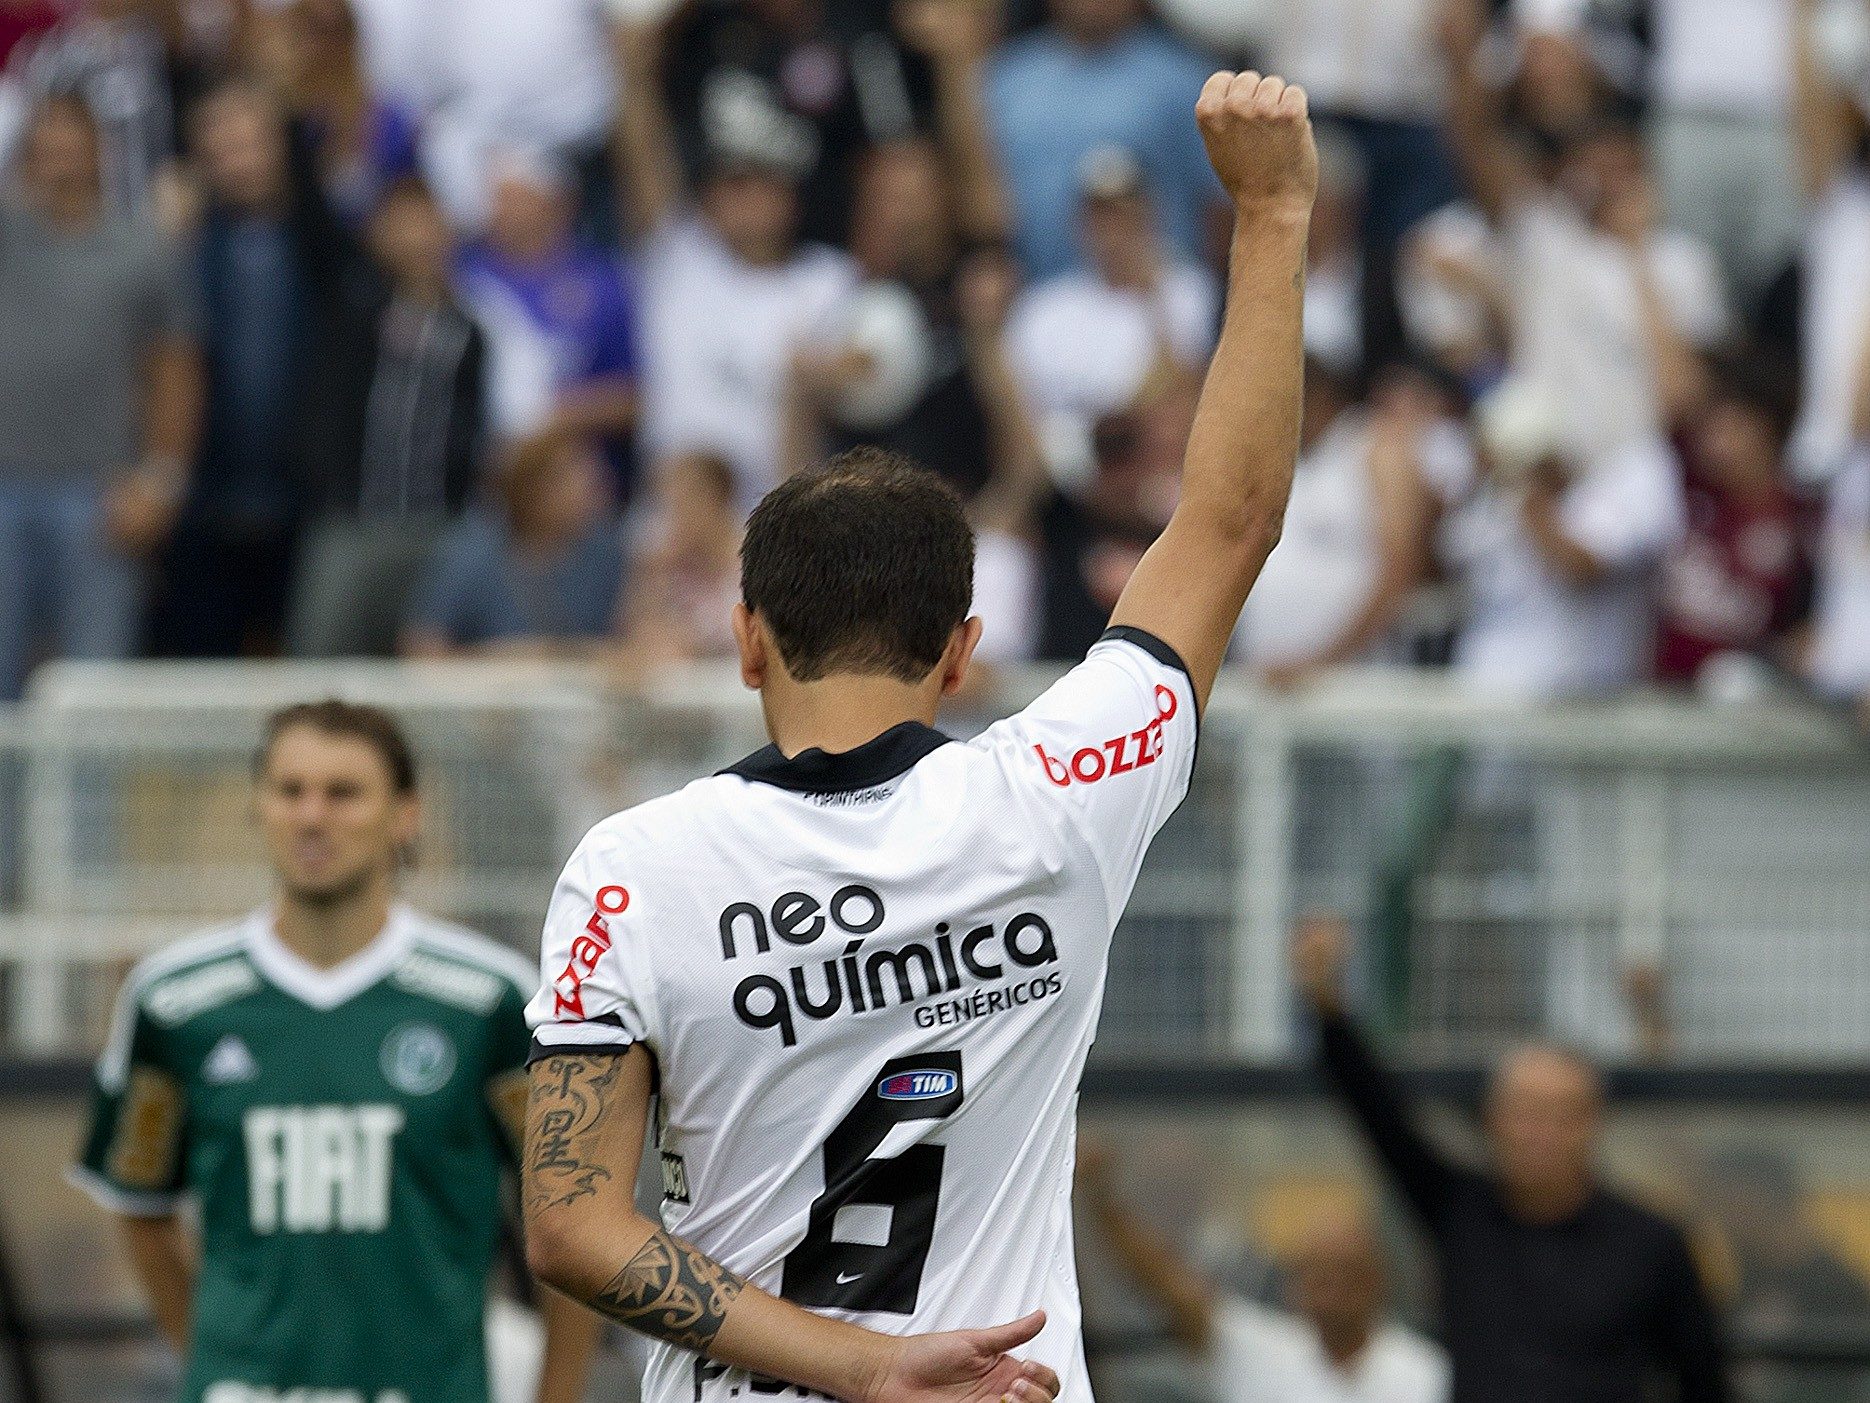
[1,660,1865,1061]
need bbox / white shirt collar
[245,903,418,1010]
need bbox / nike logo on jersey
[836,1271,863,1285]
[202,1034,258,1085]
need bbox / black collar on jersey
[720,720,952,795]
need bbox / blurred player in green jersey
[71,700,601,1403]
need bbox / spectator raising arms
[618,6,857,515]
[247,0,421,227]
[1007,145,1217,427]
[402,430,622,659]
[0,94,201,701]
[1079,1140,1451,1403]
[1292,913,1731,1403]
[1440,0,1731,466]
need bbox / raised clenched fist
[1195,71,1318,217]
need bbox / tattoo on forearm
[593,1229,747,1353]
[525,1054,624,1214]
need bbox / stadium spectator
[1034,369,1196,659]
[1293,912,1732,1403]
[1232,362,1441,687]
[402,430,622,658]
[247,0,421,227]
[455,149,638,477]
[1655,352,1811,687]
[1788,0,1870,485]
[1079,1141,1450,1403]
[1007,145,1216,426]
[0,0,178,217]
[658,0,934,248]
[786,0,1015,498]
[0,93,200,702]
[287,177,486,658]
[1441,0,1731,466]
[150,80,347,658]
[1647,0,1801,302]
[1256,0,1460,255]
[1428,389,1686,700]
[414,0,617,234]
[986,0,1219,279]
[614,450,742,678]
[617,8,857,515]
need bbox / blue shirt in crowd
[987,24,1221,279]
[408,512,624,649]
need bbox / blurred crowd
[2,0,1869,718]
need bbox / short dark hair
[740,449,974,683]
[256,700,419,794]
[1706,346,1799,448]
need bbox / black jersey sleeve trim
[1099,625,1202,724]
[527,1036,637,1065]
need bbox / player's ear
[732,603,766,690]
[938,617,985,698]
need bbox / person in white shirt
[1007,146,1217,426]
[1079,1144,1449,1403]
[415,0,616,229]
[1440,0,1732,466]
[1233,363,1448,686]
[516,71,1320,1403]
[1430,422,1686,701]
[615,9,858,516]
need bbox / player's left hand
[863,1310,1060,1403]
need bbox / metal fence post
[1231,704,1295,1060]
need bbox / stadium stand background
[1,0,1869,1398]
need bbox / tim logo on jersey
[1032,683,1179,787]
[720,884,1063,1047]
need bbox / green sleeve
[484,980,533,1166]
[72,988,188,1215]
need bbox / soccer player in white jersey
[520,72,1318,1403]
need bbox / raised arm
[1075,1144,1217,1354]
[612,18,687,237]
[1292,915,1464,1227]
[1793,0,1858,201]
[1106,71,1317,709]
[523,1050,1059,1403]
[896,0,1012,244]
[1436,0,1530,226]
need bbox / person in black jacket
[286,177,486,657]
[1292,912,1730,1403]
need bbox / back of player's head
[256,699,418,795]
[740,449,974,684]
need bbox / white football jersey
[526,629,1198,1403]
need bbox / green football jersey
[73,905,538,1403]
